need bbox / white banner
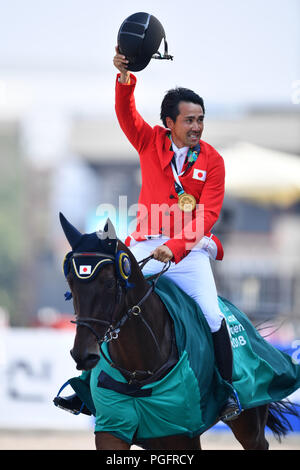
[1,328,299,432]
[0,327,93,430]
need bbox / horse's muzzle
[70,349,100,371]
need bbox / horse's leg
[95,432,130,450]
[142,435,201,450]
[227,406,269,450]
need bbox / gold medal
[177,193,196,212]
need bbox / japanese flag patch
[79,265,92,275]
[192,169,206,181]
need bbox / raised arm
[113,46,153,153]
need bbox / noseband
[71,255,173,383]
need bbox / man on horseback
[112,48,241,422]
[55,46,241,422]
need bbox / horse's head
[60,213,134,371]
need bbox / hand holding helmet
[113,46,130,83]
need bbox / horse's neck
[109,272,174,374]
[109,242,176,373]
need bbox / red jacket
[115,74,225,264]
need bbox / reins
[71,255,175,384]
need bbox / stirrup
[53,380,85,416]
[221,389,242,422]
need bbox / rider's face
[166,101,204,149]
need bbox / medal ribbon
[169,140,201,197]
[171,161,185,196]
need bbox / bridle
[70,255,176,384]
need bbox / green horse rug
[62,277,300,444]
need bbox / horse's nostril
[70,348,78,362]
[70,349,99,370]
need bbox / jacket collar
[155,127,202,172]
[155,127,175,171]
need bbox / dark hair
[160,87,205,128]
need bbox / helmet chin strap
[152,38,173,61]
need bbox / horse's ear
[59,212,82,249]
[97,218,117,253]
[97,218,117,240]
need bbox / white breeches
[129,238,224,333]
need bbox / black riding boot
[53,393,92,416]
[212,318,241,422]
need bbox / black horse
[59,213,299,450]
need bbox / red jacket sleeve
[164,154,225,263]
[115,73,153,154]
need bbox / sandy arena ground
[0,430,299,450]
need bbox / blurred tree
[0,121,24,324]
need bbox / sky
[0,0,299,105]
[0,0,299,162]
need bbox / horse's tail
[267,399,300,442]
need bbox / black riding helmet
[117,12,173,72]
